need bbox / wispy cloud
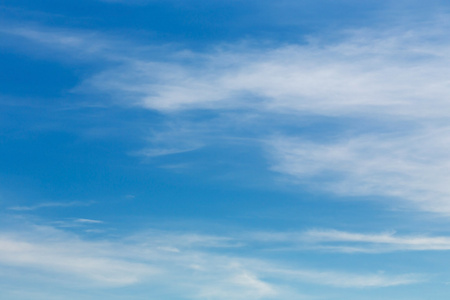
[0,26,114,60]
[81,21,450,116]
[268,127,450,214]
[4,14,450,117]
[75,218,103,224]
[6,18,450,118]
[8,201,93,211]
[264,267,421,288]
[132,147,199,157]
[249,229,450,253]
[0,229,156,287]
[0,225,423,299]
[302,229,450,252]
[10,18,450,116]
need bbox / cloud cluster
[74,19,450,214]
[3,15,450,214]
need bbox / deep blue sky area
[2,1,450,299]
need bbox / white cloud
[0,225,423,299]
[249,229,450,253]
[6,19,450,117]
[132,146,200,157]
[194,270,277,300]
[268,128,450,214]
[303,229,450,251]
[267,268,420,288]
[81,21,450,117]
[75,218,104,224]
[0,26,112,59]
[8,201,93,211]
[0,232,156,287]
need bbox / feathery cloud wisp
[0,225,424,300]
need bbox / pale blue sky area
[1,1,450,299]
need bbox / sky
[1,0,450,299]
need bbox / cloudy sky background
[2,0,450,299]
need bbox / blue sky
[2,0,450,299]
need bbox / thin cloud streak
[8,201,94,211]
[0,26,113,60]
[264,267,421,288]
[248,229,450,253]
[75,218,104,224]
[303,229,450,251]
